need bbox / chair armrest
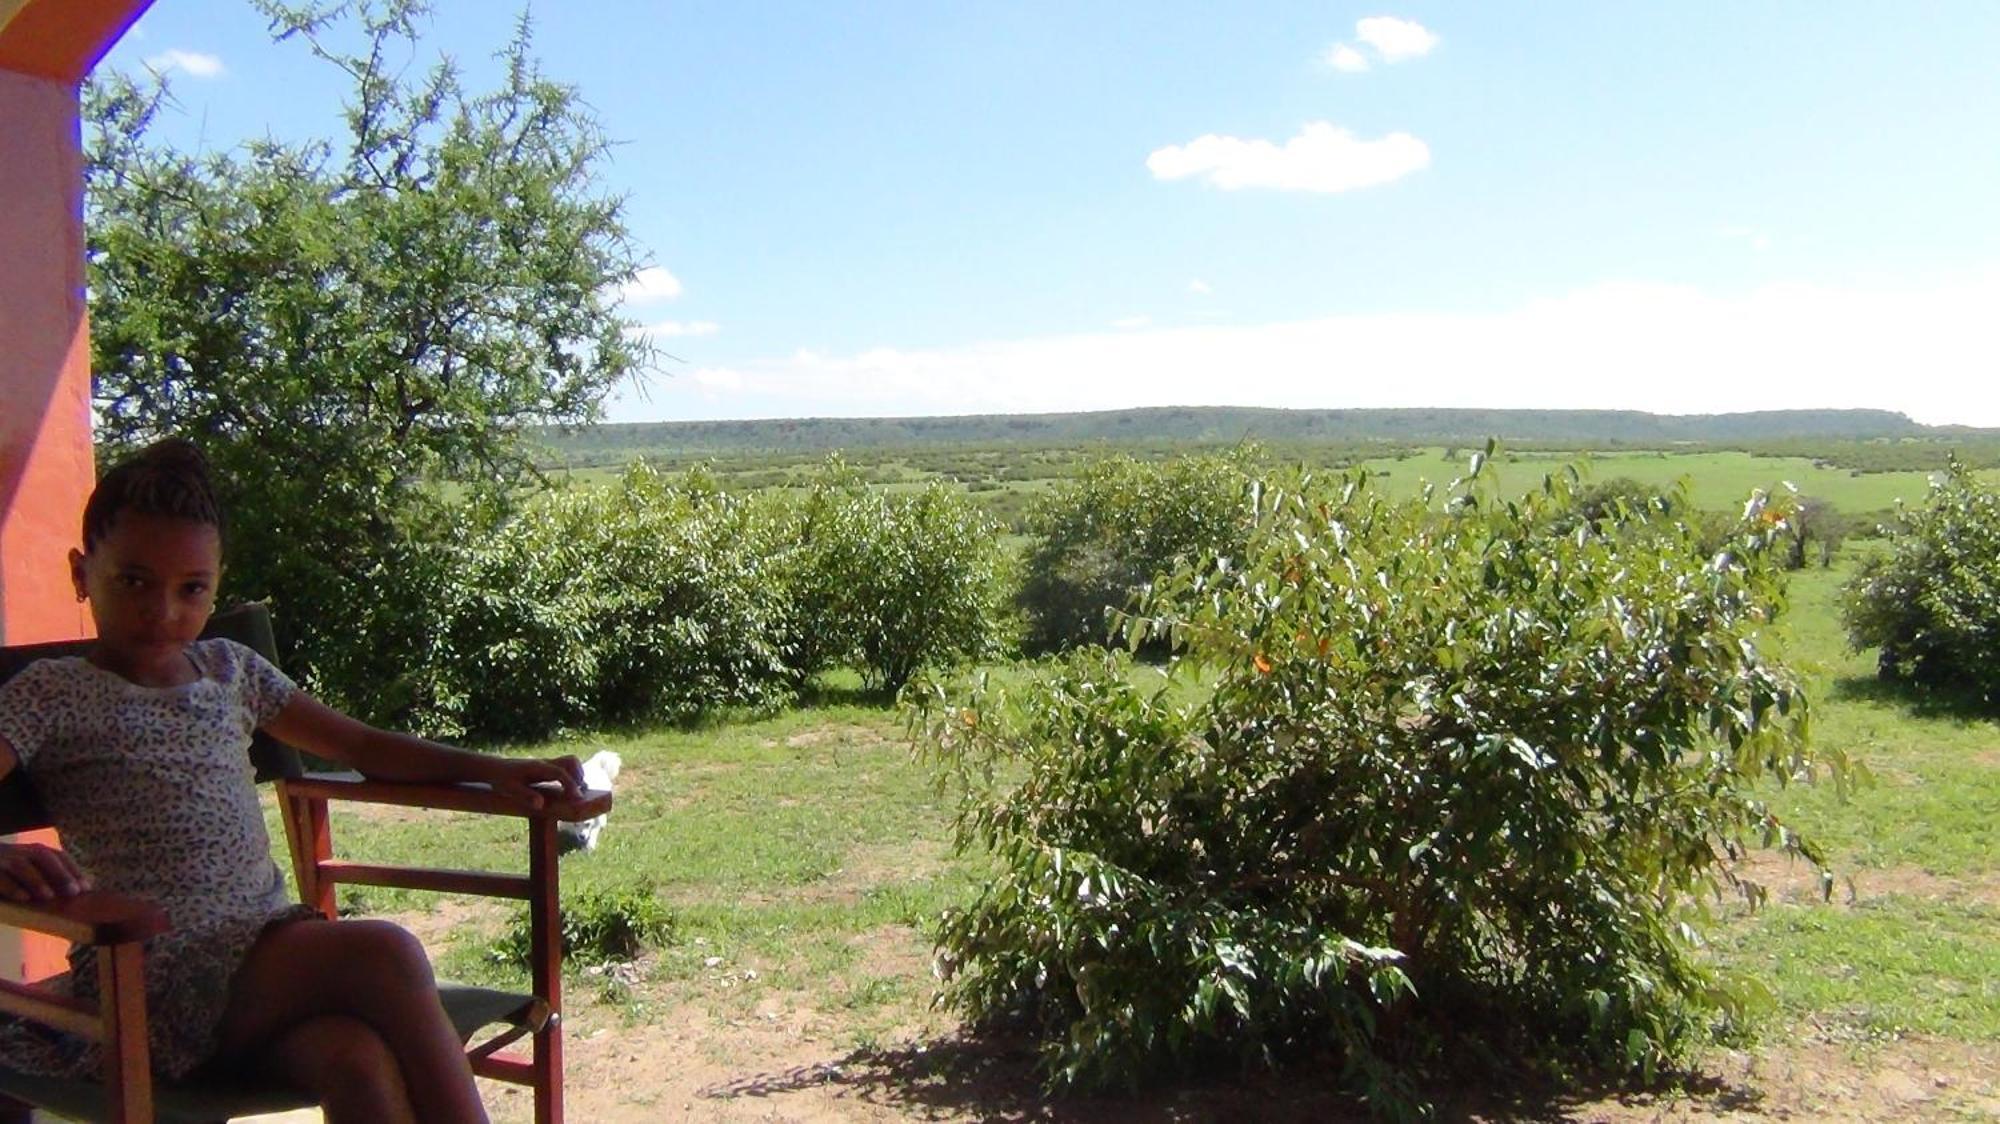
[284,772,613,822]
[0,889,169,945]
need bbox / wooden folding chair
[0,603,609,1123]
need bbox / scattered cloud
[641,319,720,338]
[1324,43,1371,73]
[1111,315,1153,330]
[605,275,2000,428]
[144,49,224,78]
[1354,16,1440,62]
[1148,122,1430,193]
[1188,279,1213,295]
[620,267,685,305]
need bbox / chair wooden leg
[98,941,152,1124]
[280,787,336,919]
[529,817,563,1124]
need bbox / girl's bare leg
[211,918,487,1124]
[257,1015,417,1124]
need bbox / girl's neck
[88,643,201,689]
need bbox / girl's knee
[339,918,437,990]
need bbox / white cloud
[1355,16,1440,62]
[620,267,684,305]
[1324,43,1371,72]
[1111,315,1153,330]
[1188,279,1213,295]
[144,49,224,78]
[605,275,2000,428]
[1148,122,1430,193]
[641,319,719,338]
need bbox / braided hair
[81,438,226,551]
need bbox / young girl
[0,438,584,1124]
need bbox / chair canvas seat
[0,980,538,1123]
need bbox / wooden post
[280,787,336,919]
[528,817,563,1124]
[97,942,151,1124]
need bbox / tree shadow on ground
[694,1029,1765,1123]
[1826,674,1998,725]
[796,678,899,710]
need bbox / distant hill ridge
[543,406,1984,456]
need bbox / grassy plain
[551,443,2000,540]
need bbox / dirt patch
[485,1001,2000,1124]
[786,724,895,751]
[848,924,933,983]
[1728,851,2000,908]
[386,895,510,951]
[1972,749,2000,769]
[1558,1036,2000,1123]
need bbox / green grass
[1718,896,2000,1040]
[1701,557,2000,1044]
[270,702,988,1036]
[1346,447,2000,512]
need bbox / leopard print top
[0,638,317,1079]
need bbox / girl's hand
[488,755,586,811]
[0,842,92,903]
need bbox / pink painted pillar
[0,64,95,983]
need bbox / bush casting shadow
[692,1028,1764,1123]
[1827,674,2000,724]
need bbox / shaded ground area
[486,972,1999,1122]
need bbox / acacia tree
[85,0,648,701]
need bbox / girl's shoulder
[190,636,257,671]
[188,637,297,720]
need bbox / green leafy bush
[1016,452,1254,654]
[491,883,675,969]
[1843,459,2000,705]
[335,462,792,742]
[771,460,1007,693]
[916,458,1840,1115]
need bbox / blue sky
[105,3,2000,425]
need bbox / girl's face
[68,512,221,669]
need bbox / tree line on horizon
[534,405,2000,463]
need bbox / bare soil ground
[489,990,1998,1122]
[403,908,1996,1124]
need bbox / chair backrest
[0,602,303,835]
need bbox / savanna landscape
[268,421,1999,1123]
[47,4,2000,1120]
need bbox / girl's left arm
[264,693,584,810]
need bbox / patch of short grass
[269,701,986,1038]
[1717,896,2000,1040]
[1712,557,2000,1046]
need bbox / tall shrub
[1016,452,1254,653]
[363,462,791,742]
[916,459,1841,1115]
[772,461,1006,692]
[1843,459,2000,706]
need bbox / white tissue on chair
[557,749,623,853]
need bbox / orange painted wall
[0,64,95,982]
